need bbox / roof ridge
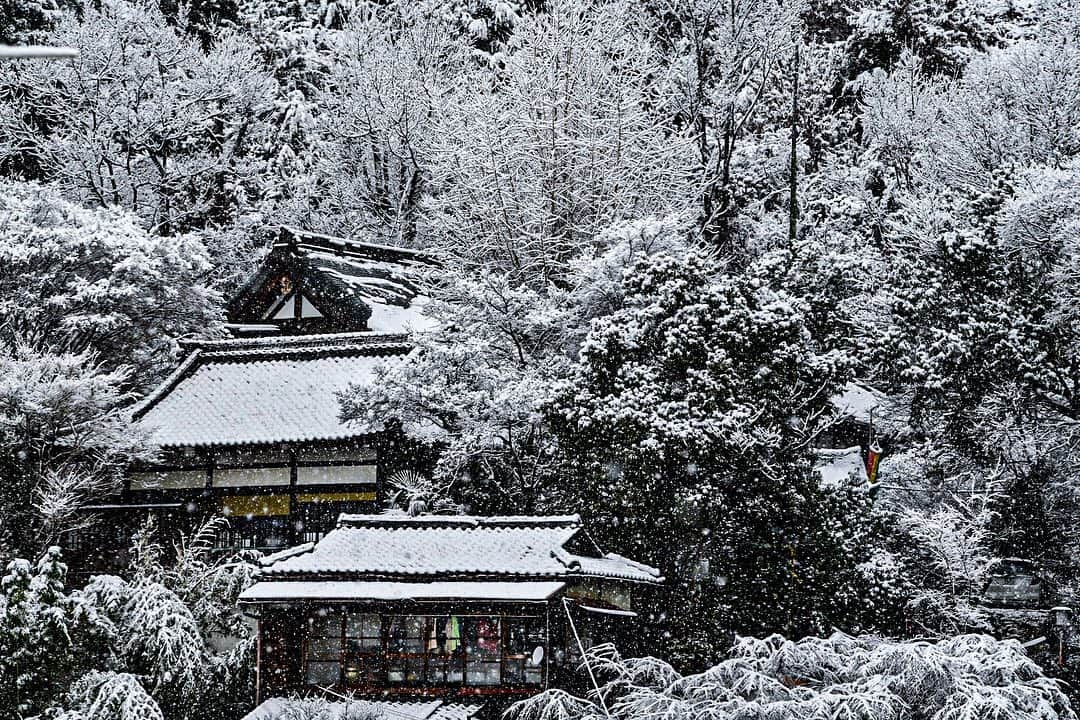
[336,513,582,529]
[183,330,411,352]
[199,343,411,363]
[278,226,440,266]
[259,542,316,567]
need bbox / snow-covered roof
[815,446,869,489]
[239,580,567,603]
[254,514,662,585]
[830,382,886,423]
[227,226,439,335]
[131,334,411,448]
[243,698,481,720]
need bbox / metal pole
[0,45,79,59]
[561,598,611,720]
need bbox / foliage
[0,548,114,720]
[424,0,696,281]
[0,346,148,562]
[0,0,277,235]
[340,218,690,514]
[509,634,1075,720]
[0,182,224,385]
[548,249,896,664]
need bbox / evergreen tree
[0,548,114,720]
[549,249,896,666]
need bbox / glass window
[304,612,547,690]
[386,616,427,685]
[344,613,382,687]
[129,470,207,490]
[504,617,546,686]
[464,617,501,686]
[425,616,464,684]
[296,464,377,486]
[305,611,341,687]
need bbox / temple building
[239,514,661,712]
[72,227,440,571]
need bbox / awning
[571,600,637,618]
[240,580,566,603]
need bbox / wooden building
[69,226,665,718]
[239,514,662,711]
[72,227,439,572]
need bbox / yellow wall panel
[222,494,291,517]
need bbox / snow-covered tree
[508,633,1075,720]
[0,182,223,384]
[57,671,166,720]
[424,0,696,281]
[75,521,257,720]
[301,10,464,244]
[339,218,690,514]
[0,1,277,235]
[548,248,895,663]
[652,0,801,251]
[0,548,114,720]
[0,347,145,561]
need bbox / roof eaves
[156,427,382,450]
[129,349,203,421]
[278,226,441,267]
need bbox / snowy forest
[3,0,1080,717]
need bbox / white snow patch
[831,382,886,422]
[368,295,440,333]
[815,446,869,488]
[244,698,481,720]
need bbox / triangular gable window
[300,295,324,318]
[263,293,326,321]
[269,294,295,320]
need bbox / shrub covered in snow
[508,634,1075,720]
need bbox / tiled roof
[131,335,411,448]
[257,514,662,584]
[243,698,482,720]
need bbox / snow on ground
[243,698,482,720]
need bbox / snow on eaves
[256,514,663,584]
[238,580,567,603]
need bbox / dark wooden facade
[251,591,640,706]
